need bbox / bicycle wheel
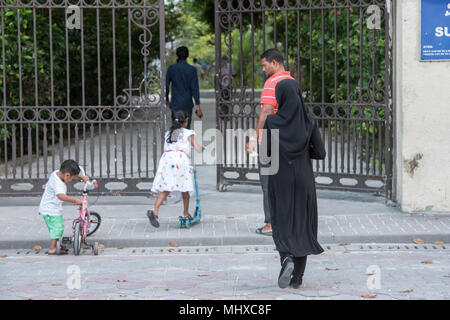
[73,221,81,256]
[86,212,101,237]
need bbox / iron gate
[215,0,393,199]
[0,0,166,196]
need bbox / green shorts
[41,214,64,240]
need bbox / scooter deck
[178,206,201,228]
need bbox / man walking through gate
[166,46,203,129]
[246,48,295,236]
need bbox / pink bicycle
[57,178,102,256]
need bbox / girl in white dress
[147,109,205,228]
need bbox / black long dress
[264,79,325,258]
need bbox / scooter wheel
[93,242,99,256]
[185,220,191,228]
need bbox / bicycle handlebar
[83,180,98,192]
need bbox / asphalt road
[0,244,449,300]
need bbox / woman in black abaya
[264,79,326,289]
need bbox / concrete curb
[2,233,449,250]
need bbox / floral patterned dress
[151,128,195,198]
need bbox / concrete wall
[394,0,450,212]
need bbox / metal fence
[0,0,166,196]
[214,0,393,199]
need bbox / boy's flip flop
[147,210,160,228]
[46,250,68,255]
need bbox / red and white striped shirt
[260,71,295,114]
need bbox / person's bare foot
[262,223,272,233]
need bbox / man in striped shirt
[246,48,294,236]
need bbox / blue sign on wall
[421,0,450,61]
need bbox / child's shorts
[41,214,64,239]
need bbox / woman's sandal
[255,227,272,236]
[147,210,160,228]
[183,213,194,220]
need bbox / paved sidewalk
[1,172,449,249]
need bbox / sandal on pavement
[46,249,68,255]
[147,210,160,228]
[255,227,272,236]
[183,214,194,220]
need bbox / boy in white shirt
[39,159,90,255]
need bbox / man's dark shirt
[166,60,200,111]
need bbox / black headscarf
[264,79,315,161]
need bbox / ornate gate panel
[0,0,166,196]
[215,0,393,199]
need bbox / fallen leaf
[361,294,377,299]
[444,275,450,278]
[400,289,414,293]
[338,243,349,246]
[413,238,425,244]
[0,255,7,258]
[325,267,339,271]
[117,246,125,249]
[433,241,444,245]
[365,273,375,276]
[197,274,209,277]
[421,260,432,264]
[24,298,32,300]
[169,242,178,248]
[51,283,62,286]
[164,288,169,291]
[132,250,136,253]
[226,216,234,219]
[117,280,127,283]
[334,281,341,285]
[98,244,105,249]
[32,246,42,251]
[119,294,127,297]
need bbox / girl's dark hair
[167,109,189,143]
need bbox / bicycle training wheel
[93,242,99,256]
